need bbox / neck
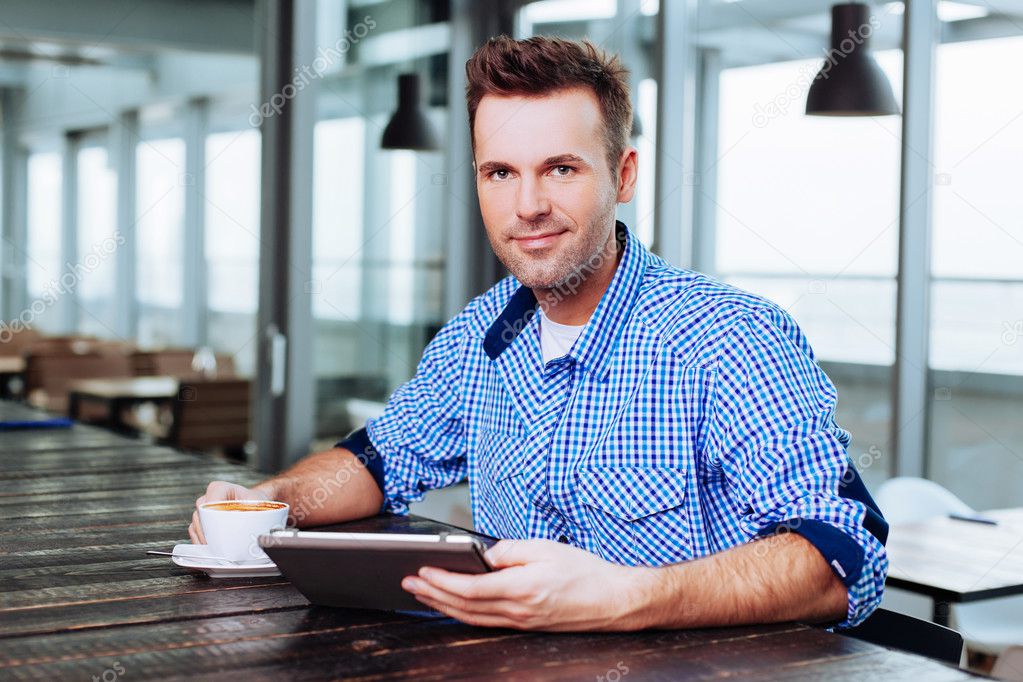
[531,229,622,326]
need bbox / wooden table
[0,402,981,680]
[887,509,1023,626]
[67,376,179,432]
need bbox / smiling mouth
[512,230,567,250]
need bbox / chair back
[133,349,237,378]
[132,349,194,377]
[843,608,964,665]
[167,378,250,453]
[24,351,134,413]
[875,477,974,524]
[18,334,91,355]
[0,327,43,356]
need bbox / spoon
[146,550,263,564]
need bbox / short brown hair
[465,35,632,175]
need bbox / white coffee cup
[198,500,290,562]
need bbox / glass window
[25,152,63,333]
[928,35,1023,508]
[386,150,417,326]
[136,137,186,347]
[310,79,449,436]
[931,36,1023,375]
[634,78,657,248]
[205,129,261,376]
[716,53,903,284]
[76,143,119,338]
[714,50,904,488]
[312,117,366,323]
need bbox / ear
[615,147,638,203]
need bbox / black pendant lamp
[805,3,900,116]
[381,73,439,151]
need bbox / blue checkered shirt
[340,223,888,628]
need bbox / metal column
[60,132,81,333]
[113,110,139,340]
[892,0,939,477]
[182,98,210,348]
[253,0,317,472]
[692,48,721,276]
[652,0,699,267]
[1,88,28,322]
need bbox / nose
[515,175,551,223]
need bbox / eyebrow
[542,153,587,167]
[476,153,589,176]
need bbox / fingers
[413,593,522,629]
[189,510,206,544]
[415,566,522,601]
[403,576,527,623]
[484,539,556,568]
[190,480,265,546]
[205,480,237,501]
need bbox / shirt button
[558,535,570,544]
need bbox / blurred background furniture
[844,608,964,666]
[131,348,236,379]
[0,328,58,397]
[67,376,179,431]
[0,355,26,399]
[25,347,134,414]
[879,477,1023,668]
[164,378,251,458]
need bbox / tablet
[259,529,495,611]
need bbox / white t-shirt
[537,307,586,364]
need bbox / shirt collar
[483,221,648,381]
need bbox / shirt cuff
[335,427,386,508]
[757,518,865,588]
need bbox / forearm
[255,447,384,527]
[628,533,847,629]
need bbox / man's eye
[552,165,574,176]
[490,169,509,180]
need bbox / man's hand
[402,533,849,632]
[188,481,270,544]
[186,447,384,544]
[401,539,652,631]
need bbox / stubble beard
[491,192,618,291]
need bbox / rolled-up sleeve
[707,309,889,628]
[336,301,475,514]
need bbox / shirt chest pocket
[576,466,692,566]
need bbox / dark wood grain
[0,465,258,497]
[2,520,191,558]
[1,580,310,638]
[0,401,54,421]
[0,481,260,517]
[0,446,202,479]
[0,399,982,680]
[0,422,139,451]
[0,506,196,534]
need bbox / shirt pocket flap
[577,466,688,522]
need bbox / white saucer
[170,543,281,578]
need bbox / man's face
[473,87,631,290]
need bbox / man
[190,36,888,631]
